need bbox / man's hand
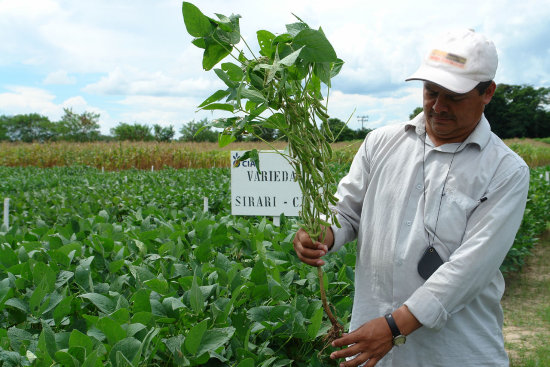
[293,227,334,266]
[330,317,393,367]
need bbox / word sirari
[246,170,296,182]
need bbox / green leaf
[189,274,204,314]
[218,133,236,147]
[292,29,337,62]
[279,47,303,67]
[240,88,267,103]
[214,68,238,88]
[0,245,18,269]
[29,277,49,315]
[237,358,256,367]
[80,293,115,314]
[198,90,230,109]
[69,329,94,354]
[263,113,288,130]
[331,58,345,78]
[201,103,234,112]
[222,62,244,81]
[32,261,56,292]
[5,297,29,314]
[314,61,332,87]
[109,337,141,367]
[307,307,324,340]
[54,350,79,367]
[195,327,236,356]
[53,295,73,325]
[202,39,232,71]
[184,319,208,355]
[237,149,260,172]
[182,2,214,37]
[41,321,57,359]
[98,317,126,345]
[144,278,170,295]
[82,350,99,367]
[257,30,275,57]
[286,21,309,36]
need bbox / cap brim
[405,65,479,94]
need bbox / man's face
[422,81,495,146]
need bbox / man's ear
[482,81,497,105]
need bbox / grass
[503,226,550,366]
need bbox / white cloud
[43,70,76,85]
[0,86,111,132]
[1,0,549,136]
[83,66,222,98]
[0,86,60,118]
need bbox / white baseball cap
[406,29,498,94]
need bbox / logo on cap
[429,49,467,69]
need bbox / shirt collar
[405,111,491,151]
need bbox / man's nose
[432,95,448,113]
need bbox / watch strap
[384,313,401,338]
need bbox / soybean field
[0,161,548,366]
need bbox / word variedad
[246,170,296,182]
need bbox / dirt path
[502,231,550,365]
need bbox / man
[293,29,530,366]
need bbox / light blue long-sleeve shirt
[329,112,529,366]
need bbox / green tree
[179,118,218,142]
[328,118,356,142]
[0,113,56,142]
[58,108,101,142]
[485,84,550,139]
[153,124,175,142]
[111,123,153,141]
[409,107,423,120]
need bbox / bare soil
[502,230,550,363]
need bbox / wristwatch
[384,313,406,346]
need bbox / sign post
[231,151,301,222]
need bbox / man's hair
[475,81,493,95]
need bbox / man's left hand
[330,317,393,367]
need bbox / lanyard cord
[422,132,465,248]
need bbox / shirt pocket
[433,187,479,257]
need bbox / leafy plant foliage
[0,164,547,365]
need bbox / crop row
[1,139,548,169]
[0,165,548,366]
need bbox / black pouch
[417,246,444,280]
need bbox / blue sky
[1,0,549,136]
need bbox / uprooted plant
[181,2,346,345]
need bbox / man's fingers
[330,343,361,360]
[331,331,356,348]
[293,229,329,266]
[295,248,325,266]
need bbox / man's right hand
[293,227,334,266]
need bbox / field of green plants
[0,162,548,366]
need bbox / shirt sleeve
[405,163,530,330]
[327,135,371,253]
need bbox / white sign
[231,150,301,217]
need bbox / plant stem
[318,266,339,328]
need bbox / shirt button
[406,221,412,226]
[397,259,403,266]
[416,184,423,190]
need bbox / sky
[1,0,549,136]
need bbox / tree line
[0,111,371,143]
[408,84,550,139]
[2,84,548,143]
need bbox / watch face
[393,335,406,346]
